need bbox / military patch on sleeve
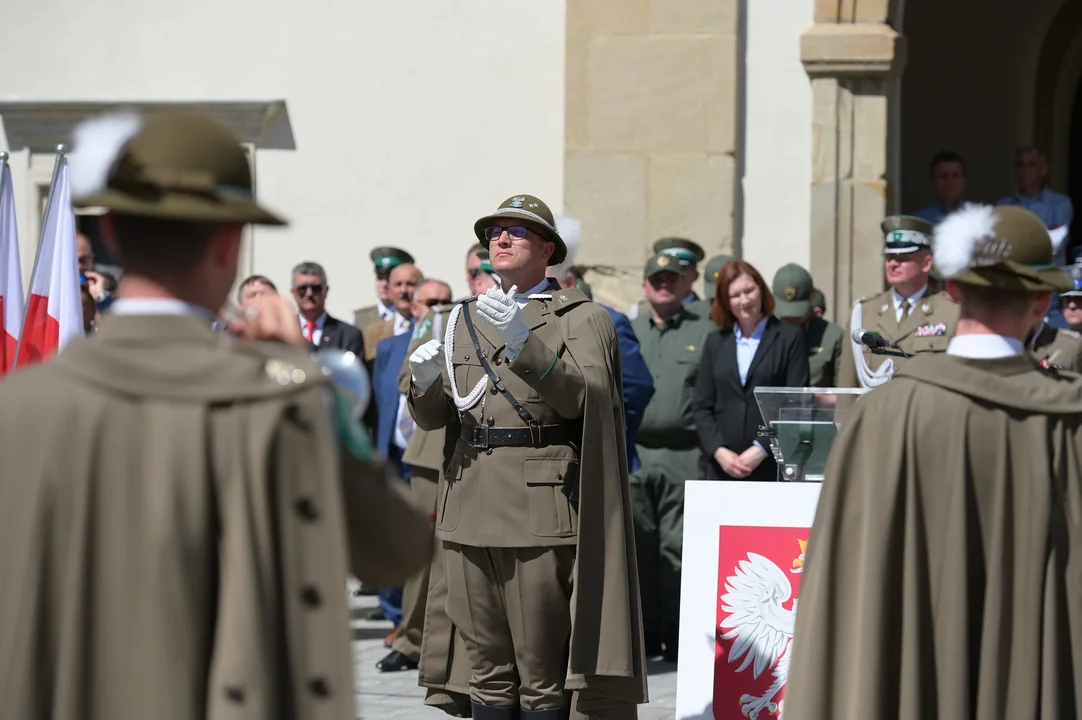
[412,317,432,342]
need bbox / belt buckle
[472,424,490,450]
[528,422,542,446]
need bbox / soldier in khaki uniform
[628,237,706,320]
[0,111,432,720]
[354,246,415,330]
[838,215,959,388]
[408,194,647,718]
[773,263,844,386]
[1027,275,1082,371]
[630,252,715,661]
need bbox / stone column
[800,13,906,323]
[564,0,743,309]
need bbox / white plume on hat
[551,214,582,277]
[1049,224,1069,252]
[69,111,143,198]
[933,203,997,279]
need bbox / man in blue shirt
[912,150,969,225]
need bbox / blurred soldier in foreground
[0,112,432,720]
[786,205,1082,719]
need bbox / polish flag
[15,156,82,368]
[0,160,22,374]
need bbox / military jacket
[838,287,959,388]
[1030,323,1082,371]
[804,315,845,387]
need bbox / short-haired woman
[692,260,809,481]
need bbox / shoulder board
[548,287,591,313]
[1061,328,1082,340]
[236,342,330,390]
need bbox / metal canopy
[0,100,296,152]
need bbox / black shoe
[376,650,418,672]
[362,607,386,621]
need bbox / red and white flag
[15,156,82,368]
[0,159,22,374]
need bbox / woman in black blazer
[692,260,809,481]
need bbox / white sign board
[674,481,822,720]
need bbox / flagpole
[13,144,67,370]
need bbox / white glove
[409,339,444,391]
[477,285,530,358]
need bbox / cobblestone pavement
[350,593,679,719]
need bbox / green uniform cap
[643,252,686,279]
[882,215,934,255]
[1062,264,1082,297]
[702,254,734,300]
[369,246,415,272]
[933,204,1072,292]
[772,263,814,319]
[71,111,287,226]
[473,194,567,266]
[652,237,706,267]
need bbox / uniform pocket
[524,456,578,538]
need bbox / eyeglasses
[421,297,453,307]
[294,284,324,295]
[484,225,534,241]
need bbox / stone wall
[564,0,742,309]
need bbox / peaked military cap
[69,111,286,225]
[1063,264,1082,297]
[933,204,1072,292]
[369,246,414,272]
[772,263,814,319]
[644,251,685,279]
[882,215,934,254]
[653,237,705,267]
[474,194,567,266]
[703,254,734,300]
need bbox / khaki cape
[0,315,432,720]
[785,351,1082,720]
[414,288,649,715]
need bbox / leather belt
[461,423,576,450]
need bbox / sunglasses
[420,297,453,307]
[484,225,534,241]
[294,283,325,295]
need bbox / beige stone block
[855,0,892,23]
[587,35,738,154]
[851,180,888,298]
[815,0,842,23]
[650,0,739,35]
[801,23,906,79]
[566,0,651,35]
[810,78,841,183]
[647,154,736,255]
[564,150,649,267]
[850,82,889,180]
[808,181,841,320]
[565,28,590,150]
[580,268,647,314]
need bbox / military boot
[471,701,520,719]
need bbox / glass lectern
[753,387,869,482]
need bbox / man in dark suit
[290,261,366,357]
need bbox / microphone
[852,328,900,351]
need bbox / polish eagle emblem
[718,539,806,719]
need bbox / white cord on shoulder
[445,303,489,412]
[849,298,894,388]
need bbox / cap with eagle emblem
[643,251,683,278]
[771,263,815,319]
[652,236,705,268]
[68,110,286,225]
[473,193,567,265]
[933,203,1072,292]
[882,215,933,255]
[703,254,734,300]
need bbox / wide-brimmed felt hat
[772,263,814,318]
[70,111,286,226]
[882,215,933,255]
[933,204,1072,292]
[473,194,566,266]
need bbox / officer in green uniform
[353,246,415,330]
[1028,271,1082,371]
[628,237,707,320]
[810,287,826,318]
[701,254,734,303]
[838,215,959,388]
[772,264,844,387]
[630,252,715,661]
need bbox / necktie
[306,320,316,343]
[899,299,910,322]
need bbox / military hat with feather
[69,110,286,225]
[933,204,1072,292]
